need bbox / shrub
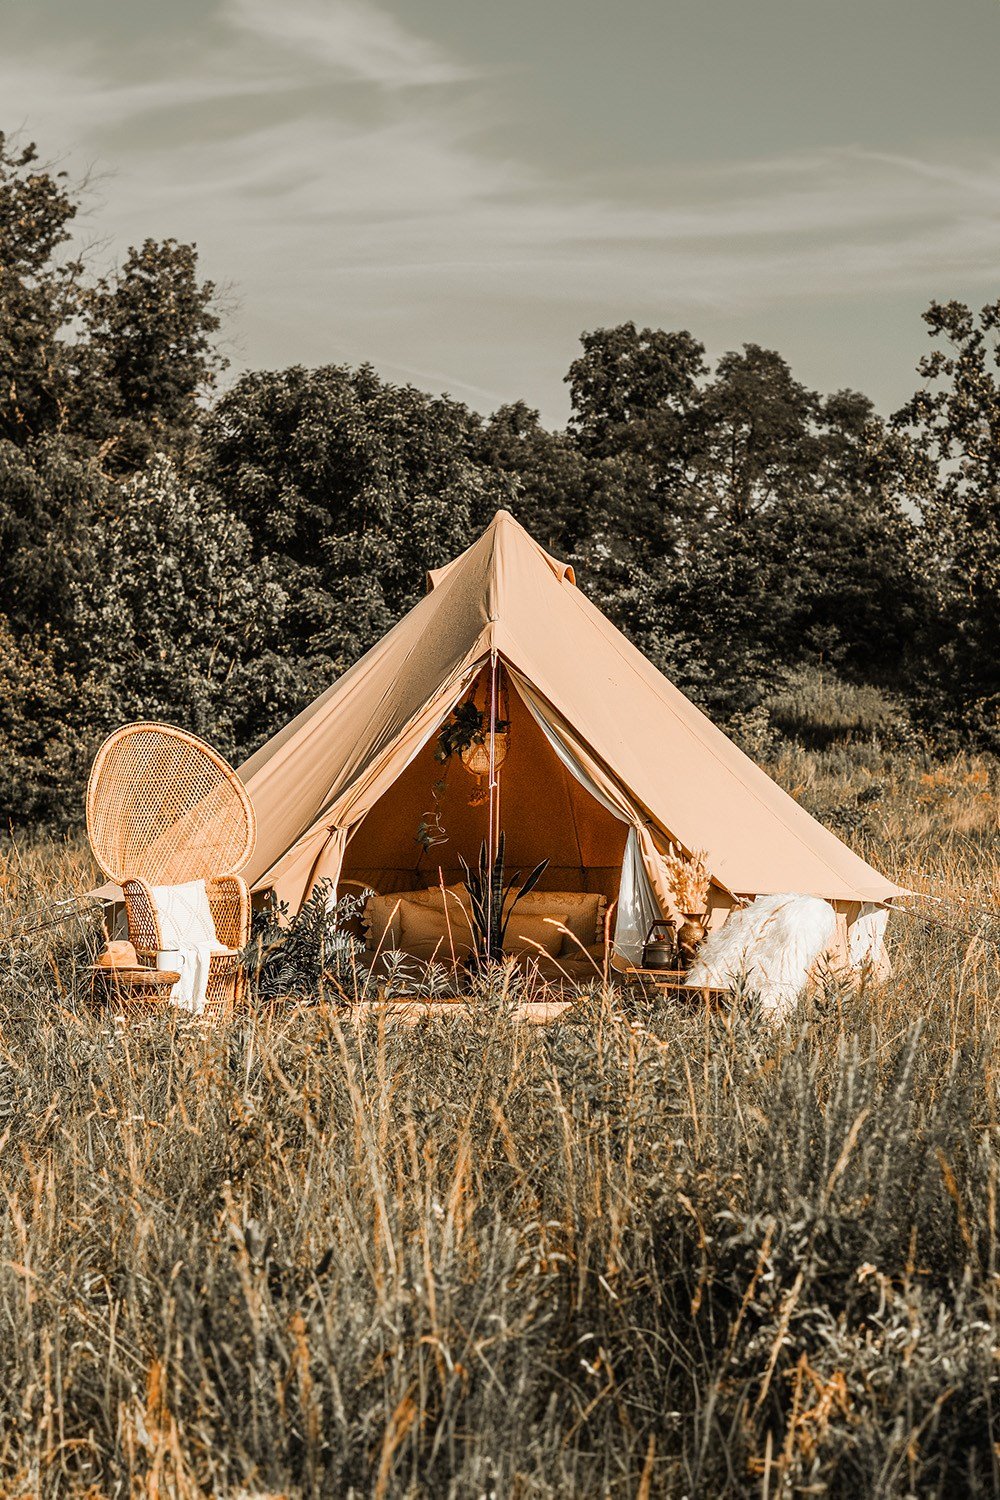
[767,665,918,751]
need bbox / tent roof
[239,510,900,904]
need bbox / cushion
[398,897,474,953]
[364,884,468,949]
[507,891,606,953]
[149,879,217,948]
[502,911,563,959]
[397,938,473,965]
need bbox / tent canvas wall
[238,511,901,957]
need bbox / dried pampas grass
[662,843,710,913]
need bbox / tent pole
[486,650,499,954]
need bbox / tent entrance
[340,664,628,906]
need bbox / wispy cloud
[223,0,475,86]
[0,0,997,417]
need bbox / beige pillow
[363,885,467,949]
[507,891,606,952]
[364,893,407,949]
[399,937,472,965]
[398,897,474,954]
[502,911,563,959]
[420,884,472,926]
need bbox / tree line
[1,131,998,827]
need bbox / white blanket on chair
[150,879,233,1015]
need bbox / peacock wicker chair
[87,723,257,1018]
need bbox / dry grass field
[0,748,998,1498]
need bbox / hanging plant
[421,686,512,846]
[435,699,509,764]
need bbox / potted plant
[662,844,711,966]
[459,834,548,967]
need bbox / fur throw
[686,894,837,1023]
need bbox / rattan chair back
[86,722,257,885]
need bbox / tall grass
[0,752,997,1497]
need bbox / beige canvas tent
[238,511,900,960]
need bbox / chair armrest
[207,875,251,950]
[122,878,161,953]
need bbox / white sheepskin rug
[686,894,837,1023]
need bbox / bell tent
[237,511,899,960]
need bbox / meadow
[0,747,998,1498]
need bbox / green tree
[566,322,706,460]
[565,322,708,562]
[0,440,106,634]
[475,401,638,556]
[68,458,292,760]
[206,364,512,672]
[0,133,222,467]
[694,345,824,523]
[0,614,113,826]
[0,133,83,444]
[893,298,1000,745]
[82,237,224,470]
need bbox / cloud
[1,0,997,417]
[223,0,474,87]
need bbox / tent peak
[426,511,576,593]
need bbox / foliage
[459,833,548,964]
[892,299,1000,746]
[81,237,224,471]
[0,132,83,444]
[0,133,219,463]
[0,617,111,825]
[66,457,292,761]
[434,697,509,764]
[243,880,369,1002]
[205,363,513,672]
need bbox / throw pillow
[502,911,563,959]
[364,893,407,950]
[398,897,474,954]
[364,884,469,949]
[507,890,606,951]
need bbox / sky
[2,0,999,425]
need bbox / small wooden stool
[90,966,181,1015]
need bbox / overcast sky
[3,0,999,423]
